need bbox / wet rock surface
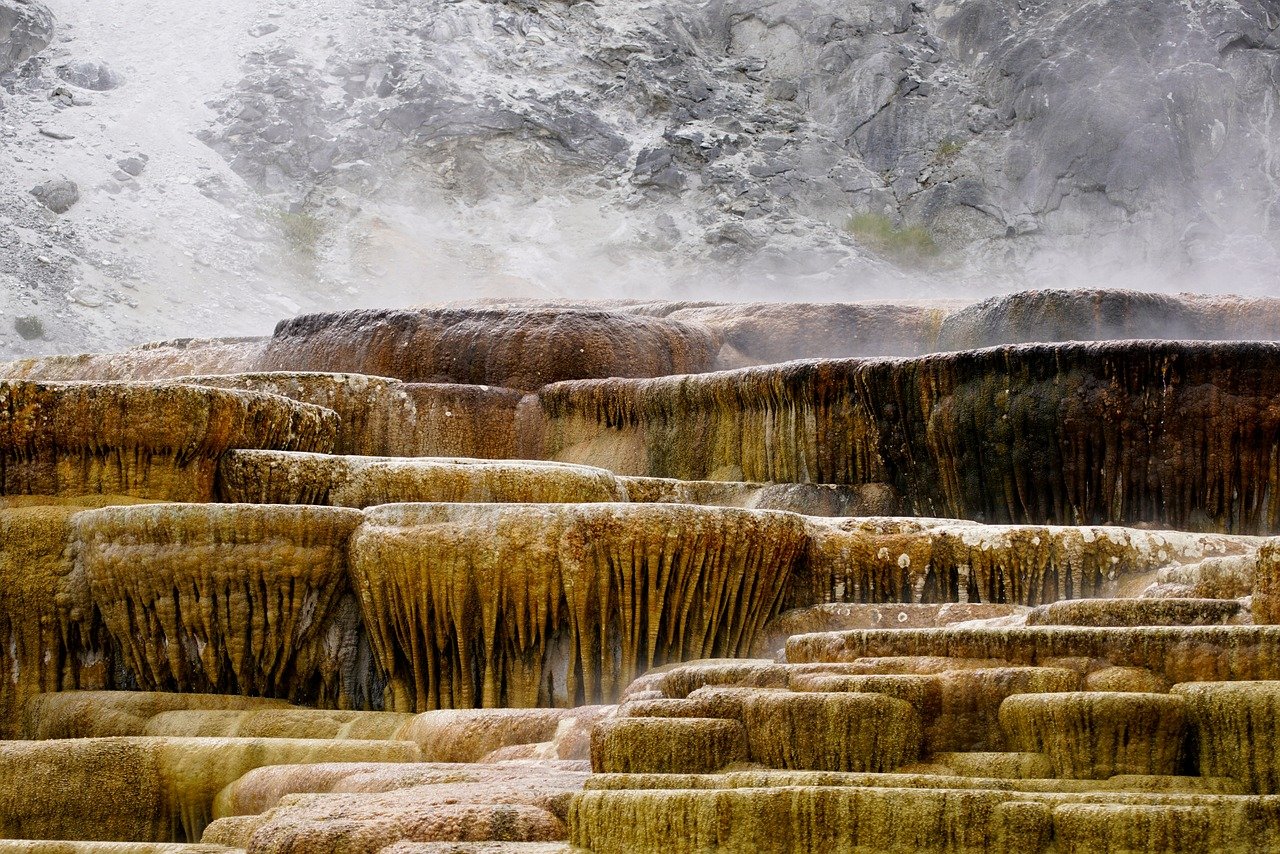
[2,295,1280,853]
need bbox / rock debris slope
[1,293,1280,852]
[4,0,1280,353]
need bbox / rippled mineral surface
[0,292,1278,852]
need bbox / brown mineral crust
[936,289,1280,352]
[1171,681,1280,793]
[786,626,1280,684]
[0,497,158,738]
[212,761,589,820]
[177,373,415,457]
[0,844,240,852]
[619,659,791,700]
[580,770,1243,795]
[0,737,418,843]
[738,691,922,771]
[537,360,882,483]
[142,709,414,740]
[755,603,1028,657]
[999,692,1187,779]
[375,844,574,854]
[926,667,1081,753]
[855,341,1280,533]
[257,308,717,390]
[782,667,1073,754]
[617,476,899,517]
[786,655,1012,677]
[442,298,968,363]
[567,786,1280,853]
[1254,541,1280,624]
[74,504,365,705]
[0,381,338,501]
[1049,802,1223,854]
[590,717,749,774]
[396,708,599,763]
[21,691,294,739]
[660,301,955,365]
[794,519,1262,612]
[402,383,533,459]
[1026,598,1243,627]
[207,794,568,853]
[787,673,942,718]
[216,451,624,507]
[1082,667,1172,694]
[900,751,1053,779]
[350,504,807,711]
[0,338,266,382]
[1157,555,1256,600]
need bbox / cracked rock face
[0,0,52,74]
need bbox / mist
[2,0,1279,360]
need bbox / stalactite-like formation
[258,308,718,389]
[0,497,153,738]
[74,504,364,705]
[216,450,625,507]
[999,693,1187,779]
[350,503,808,711]
[0,381,338,500]
[538,360,882,482]
[856,341,1280,533]
[793,520,1258,610]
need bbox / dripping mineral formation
[1,292,1280,851]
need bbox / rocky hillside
[3,0,1279,357]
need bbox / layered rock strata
[0,381,336,500]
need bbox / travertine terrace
[3,289,1280,851]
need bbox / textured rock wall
[73,504,367,707]
[855,341,1280,533]
[177,373,416,457]
[539,360,881,483]
[0,497,152,738]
